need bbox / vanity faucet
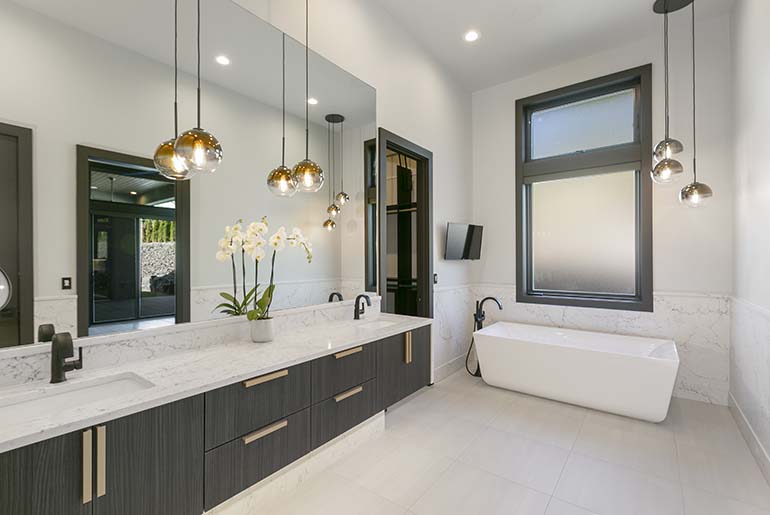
[328,292,343,302]
[354,294,371,320]
[50,332,83,384]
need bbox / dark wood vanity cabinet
[378,325,431,410]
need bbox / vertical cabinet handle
[96,425,106,498]
[405,331,413,364]
[82,429,92,504]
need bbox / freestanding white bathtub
[474,322,679,422]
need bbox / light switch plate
[61,277,72,290]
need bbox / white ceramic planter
[249,318,274,343]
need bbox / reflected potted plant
[214,218,312,342]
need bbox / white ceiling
[371,0,735,92]
[10,0,375,127]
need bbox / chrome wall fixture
[174,0,223,175]
[292,0,324,192]
[267,34,298,197]
[153,0,194,180]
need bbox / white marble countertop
[0,313,432,453]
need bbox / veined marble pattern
[191,278,347,322]
[731,297,770,483]
[0,297,380,390]
[433,285,475,382]
[34,295,78,343]
[462,285,730,405]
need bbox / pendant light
[267,34,298,196]
[651,1,684,185]
[292,0,324,192]
[335,116,349,206]
[175,0,223,174]
[154,0,194,180]
[679,0,713,207]
[325,114,344,217]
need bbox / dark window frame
[515,65,653,312]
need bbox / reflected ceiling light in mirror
[267,35,298,197]
[308,98,319,105]
[154,0,195,181]
[651,5,684,185]
[679,0,712,207]
[215,55,230,66]
[464,30,479,42]
[129,191,138,196]
[175,0,223,175]
[292,0,324,193]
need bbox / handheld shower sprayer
[466,297,502,377]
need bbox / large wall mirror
[0,0,376,345]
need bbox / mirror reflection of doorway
[77,146,190,337]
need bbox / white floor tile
[410,462,550,515]
[332,433,453,508]
[489,394,587,450]
[683,486,770,515]
[572,410,679,480]
[545,499,600,515]
[554,453,684,515]
[458,426,570,494]
[386,409,487,459]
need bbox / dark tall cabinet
[378,325,431,409]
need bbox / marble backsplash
[0,297,380,389]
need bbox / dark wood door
[92,395,203,515]
[0,430,91,515]
[378,326,431,410]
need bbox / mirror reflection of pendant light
[679,0,712,207]
[651,2,684,185]
[325,114,344,217]
[335,116,349,206]
[292,0,324,192]
[154,0,194,180]
[175,0,223,174]
[267,35,298,196]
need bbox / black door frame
[377,128,433,318]
[0,122,33,345]
[76,145,191,336]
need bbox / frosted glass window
[531,170,637,295]
[530,89,636,160]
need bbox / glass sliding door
[91,215,139,324]
[139,218,176,318]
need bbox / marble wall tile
[34,296,78,343]
[433,285,475,381]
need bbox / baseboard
[729,392,770,487]
[205,412,386,514]
[433,354,465,383]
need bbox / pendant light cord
[331,120,336,201]
[196,0,201,129]
[305,0,310,159]
[174,0,179,136]
[281,34,286,166]
[340,119,344,192]
[327,120,332,203]
[663,11,669,139]
[691,0,697,182]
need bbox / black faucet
[50,332,83,384]
[328,292,343,302]
[354,294,371,320]
[474,297,502,330]
[38,324,55,343]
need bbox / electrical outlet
[433,273,438,285]
[61,277,72,290]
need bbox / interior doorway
[77,146,190,336]
[377,129,433,318]
[0,122,33,347]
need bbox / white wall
[729,0,770,481]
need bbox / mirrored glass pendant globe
[327,203,340,218]
[679,181,713,207]
[292,159,324,192]
[154,139,195,180]
[323,218,336,231]
[651,158,683,184]
[174,128,222,174]
[335,191,349,206]
[654,138,684,161]
[267,165,297,197]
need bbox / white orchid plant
[214,217,312,320]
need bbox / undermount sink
[0,372,154,421]
[356,320,397,331]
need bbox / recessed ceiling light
[90,186,98,190]
[215,55,230,66]
[307,98,319,105]
[129,191,138,196]
[464,30,480,42]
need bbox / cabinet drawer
[205,362,311,450]
[311,378,378,449]
[378,326,431,410]
[311,343,376,403]
[204,409,310,511]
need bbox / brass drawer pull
[335,346,363,359]
[242,419,288,445]
[405,332,413,364]
[82,429,92,504]
[96,425,106,498]
[334,385,364,403]
[243,368,289,388]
